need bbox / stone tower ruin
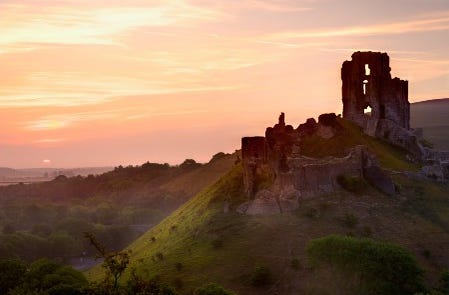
[342,51,422,158]
[342,51,410,135]
[238,51,449,215]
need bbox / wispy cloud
[0,1,221,48]
[23,110,122,131]
[0,71,242,107]
[34,138,65,143]
[263,11,449,40]
[223,0,313,12]
[23,107,211,131]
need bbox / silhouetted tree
[84,232,131,289]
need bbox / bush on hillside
[337,174,367,194]
[194,283,236,295]
[306,234,425,295]
[250,265,272,287]
[0,258,87,295]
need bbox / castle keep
[341,52,423,158]
[342,51,409,132]
[239,51,448,215]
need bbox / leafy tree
[126,269,177,295]
[306,234,425,295]
[0,259,27,294]
[194,283,235,295]
[84,232,131,289]
[440,269,449,294]
[5,258,87,295]
[250,266,272,287]
[48,231,81,260]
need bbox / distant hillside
[411,98,449,149]
[0,153,237,267]
[86,119,449,294]
[0,166,113,181]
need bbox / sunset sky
[1,0,448,168]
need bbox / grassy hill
[86,119,449,294]
[411,98,449,150]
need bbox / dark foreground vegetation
[1,233,447,295]
[0,232,236,295]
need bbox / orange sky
[1,0,448,168]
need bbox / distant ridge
[412,98,449,104]
[410,98,449,150]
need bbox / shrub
[361,225,372,237]
[318,113,337,126]
[422,249,431,259]
[173,277,183,289]
[290,258,300,270]
[337,174,366,194]
[306,234,425,294]
[155,252,164,261]
[175,262,183,271]
[341,213,359,228]
[0,259,27,294]
[127,270,178,295]
[211,238,223,249]
[440,269,449,293]
[194,283,236,295]
[250,265,272,287]
[304,207,319,219]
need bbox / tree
[0,259,27,294]
[84,232,131,289]
[306,234,425,294]
[5,258,87,295]
[194,283,236,295]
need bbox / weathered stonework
[341,51,425,159]
[239,51,448,215]
[239,113,395,215]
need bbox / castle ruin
[238,51,448,215]
[341,52,423,158]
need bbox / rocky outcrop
[421,149,449,181]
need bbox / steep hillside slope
[87,121,449,295]
[411,98,449,149]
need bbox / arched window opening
[362,79,368,95]
[365,64,370,76]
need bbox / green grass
[299,118,418,171]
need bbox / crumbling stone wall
[241,136,267,197]
[239,113,395,215]
[239,51,447,215]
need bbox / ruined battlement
[238,51,448,215]
[341,52,423,158]
[342,51,409,132]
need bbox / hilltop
[86,117,449,294]
[86,51,449,294]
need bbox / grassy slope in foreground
[87,121,449,295]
